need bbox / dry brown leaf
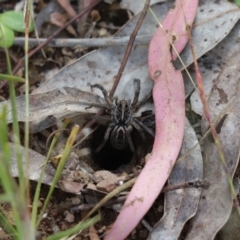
[50,12,77,36]
[57,0,77,18]
[89,225,100,240]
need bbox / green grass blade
[0,73,25,82]
[1,26,26,202]
[31,119,71,227]
[36,125,79,227]
[45,215,100,240]
[0,106,25,239]
[0,206,18,239]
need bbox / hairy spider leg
[133,118,155,137]
[120,100,131,122]
[124,125,135,152]
[131,79,141,108]
[132,121,147,153]
[121,100,128,122]
[131,121,146,142]
[95,123,115,152]
[131,120,150,155]
[91,84,113,106]
[135,93,152,111]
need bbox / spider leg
[91,84,113,106]
[133,118,155,137]
[124,125,135,152]
[131,120,150,156]
[95,123,114,152]
[132,79,141,108]
[131,121,146,143]
[134,93,152,112]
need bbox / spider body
[91,79,154,152]
[109,99,133,150]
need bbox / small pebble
[64,210,75,223]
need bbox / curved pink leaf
[105,1,198,240]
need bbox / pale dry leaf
[7,143,55,185]
[120,0,167,14]
[57,0,77,18]
[191,20,240,115]
[189,52,222,112]
[0,87,105,132]
[148,119,203,240]
[35,0,63,34]
[33,2,171,102]
[33,0,240,113]
[50,12,77,36]
[217,206,240,240]
[174,0,240,70]
[185,51,240,240]
[202,51,240,129]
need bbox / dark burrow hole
[90,124,153,170]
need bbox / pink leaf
[105,1,198,239]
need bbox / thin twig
[162,178,210,192]
[71,196,128,213]
[141,219,153,232]
[71,178,209,213]
[72,126,97,148]
[0,0,101,89]
[109,0,151,98]
[13,36,151,48]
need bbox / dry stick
[0,0,101,89]
[162,178,210,192]
[71,196,128,213]
[109,0,151,98]
[71,178,209,213]
[14,36,151,48]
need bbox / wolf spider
[91,79,154,152]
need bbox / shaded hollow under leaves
[90,125,153,170]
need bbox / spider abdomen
[110,125,129,150]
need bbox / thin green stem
[31,119,71,227]
[0,73,25,82]
[36,125,79,227]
